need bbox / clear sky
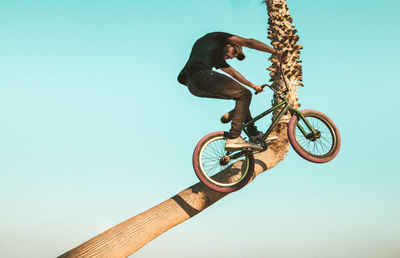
[1,0,399,257]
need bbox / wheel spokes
[199,136,249,186]
[295,116,334,157]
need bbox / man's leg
[187,70,252,138]
[229,91,252,138]
[244,112,260,136]
[221,109,260,136]
[187,70,262,151]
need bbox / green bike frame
[242,96,317,142]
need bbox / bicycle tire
[288,109,341,163]
[192,131,254,192]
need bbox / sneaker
[225,137,262,152]
[220,110,234,124]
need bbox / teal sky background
[1,0,399,257]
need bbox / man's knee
[236,88,252,101]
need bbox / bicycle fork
[292,110,320,141]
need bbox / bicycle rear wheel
[193,131,254,192]
[288,110,341,163]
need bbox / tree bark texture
[59,1,302,257]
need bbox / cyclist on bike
[178,32,286,151]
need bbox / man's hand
[275,50,288,63]
[252,85,264,94]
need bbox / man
[178,32,285,151]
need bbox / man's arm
[220,66,263,93]
[228,35,286,62]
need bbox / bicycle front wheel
[288,110,341,163]
[192,131,254,193]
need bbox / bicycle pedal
[265,136,278,145]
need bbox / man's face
[224,44,238,60]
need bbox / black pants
[187,69,258,138]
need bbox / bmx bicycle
[192,61,341,193]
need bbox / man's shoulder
[194,32,232,46]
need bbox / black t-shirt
[177,32,233,85]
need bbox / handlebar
[254,50,289,96]
[255,83,288,96]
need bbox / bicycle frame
[242,96,317,142]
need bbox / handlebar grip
[254,84,268,95]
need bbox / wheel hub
[220,155,230,166]
[306,131,321,141]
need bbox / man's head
[223,43,245,60]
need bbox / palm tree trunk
[58,1,302,257]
